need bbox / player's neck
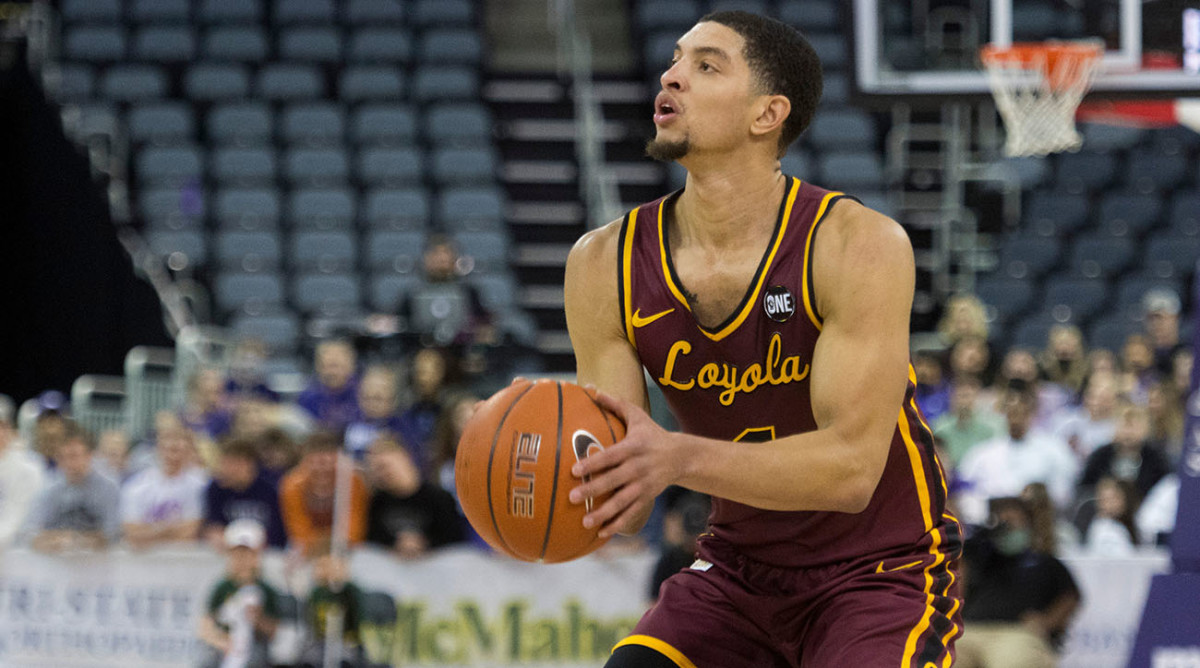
[675,161,786,248]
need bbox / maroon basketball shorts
[615,535,962,668]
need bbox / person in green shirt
[197,519,280,668]
[933,376,1004,467]
[300,540,365,668]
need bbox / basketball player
[563,12,962,668]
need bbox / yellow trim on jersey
[622,208,639,348]
[733,425,777,442]
[656,199,693,311]
[612,635,698,668]
[800,191,842,332]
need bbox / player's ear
[750,94,790,138]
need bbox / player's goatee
[645,138,690,162]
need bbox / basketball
[454,379,626,563]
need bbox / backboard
[851,0,1200,108]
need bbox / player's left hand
[568,389,682,538]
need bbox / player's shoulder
[823,196,912,259]
[567,216,624,271]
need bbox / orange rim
[980,41,1104,91]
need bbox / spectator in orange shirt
[279,432,368,557]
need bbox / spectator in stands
[299,541,366,668]
[648,489,710,602]
[204,438,288,550]
[956,496,1080,668]
[1080,476,1139,556]
[397,347,449,469]
[1171,347,1193,402]
[1078,403,1171,501]
[95,428,138,484]
[121,423,208,550]
[1119,333,1157,404]
[949,335,995,387]
[279,432,368,557]
[938,293,989,346]
[399,235,496,352]
[365,436,464,559]
[429,393,481,496]
[343,366,404,462]
[24,422,121,552]
[1137,473,1179,547]
[181,368,234,442]
[1021,482,1078,555]
[30,392,70,464]
[0,395,44,549]
[257,427,300,486]
[197,519,279,668]
[995,348,1070,429]
[1039,324,1089,398]
[954,381,1078,525]
[1146,380,1185,465]
[932,375,1002,467]
[226,339,280,405]
[913,349,951,422]
[1052,371,1121,460]
[1143,288,1184,379]
[298,340,361,432]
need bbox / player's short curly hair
[700,11,823,157]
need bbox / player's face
[649,22,760,160]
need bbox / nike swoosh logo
[876,559,924,574]
[572,430,602,512]
[631,308,675,328]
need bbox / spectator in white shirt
[1080,476,1139,557]
[121,423,209,549]
[0,395,44,549]
[1052,371,1121,461]
[955,381,1079,526]
[1137,474,1179,547]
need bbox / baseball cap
[1143,288,1181,316]
[224,518,266,550]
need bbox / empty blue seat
[279,27,342,63]
[100,65,167,101]
[418,29,483,64]
[216,231,282,271]
[1148,126,1200,156]
[975,276,1036,321]
[635,0,700,31]
[1168,190,1200,237]
[452,230,510,272]
[364,188,430,230]
[281,103,345,146]
[288,188,356,229]
[203,26,268,61]
[821,72,849,106]
[216,272,285,314]
[257,65,323,101]
[351,104,417,145]
[211,147,277,185]
[345,0,405,24]
[1055,152,1117,193]
[1010,315,1059,351]
[1143,233,1200,278]
[275,0,335,24]
[284,147,350,186]
[62,0,121,23]
[369,274,421,310]
[1022,190,1090,237]
[469,273,519,311]
[65,26,126,62]
[137,146,204,186]
[424,103,491,145]
[185,64,251,101]
[856,190,892,218]
[410,0,472,26]
[778,0,839,32]
[365,230,426,271]
[358,147,423,186]
[806,109,875,151]
[1067,235,1136,279]
[1012,4,1060,41]
[1080,123,1145,152]
[997,235,1062,279]
[807,34,846,70]
[290,231,357,272]
[412,66,478,102]
[57,64,95,103]
[339,66,404,102]
[645,31,680,75]
[1088,314,1138,353]
[1115,276,1183,315]
[140,186,206,229]
[1125,149,1189,194]
[231,312,302,354]
[291,273,361,314]
[214,188,281,229]
[208,103,273,145]
[432,147,497,184]
[818,152,884,189]
[438,186,505,231]
[347,28,413,63]
[133,26,195,62]
[779,150,812,178]
[129,0,190,23]
[128,104,193,144]
[1041,277,1108,321]
[200,0,262,23]
[147,230,207,268]
[1095,192,1163,238]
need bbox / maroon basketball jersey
[618,176,958,569]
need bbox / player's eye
[699,61,713,72]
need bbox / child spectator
[365,437,464,559]
[1081,477,1139,556]
[343,367,404,462]
[204,438,288,550]
[299,541,366,668]
[397,347,448,464]
[121,424,208,549]
[197,519,280,668]
[226,339,280,404]
[279,433,368,557]
[297,340,360,432]
[24,421,121,552]
[0,395,44,549]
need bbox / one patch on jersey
[762,285,796,323]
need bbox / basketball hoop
[980,41,1105,157]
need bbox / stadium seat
[256,64,324,101]
[1010,315,1059,351]
[137,146,204,186]
[281,103,345,146]
[291,273,362,314]
[821,72,849,106]
[806,109,876,151]
[1088,314,1139,353]
[1079,123,1145,152]
[1022,190,1090,237]
[1143,233,1200,278]
[347,28,413,64]
[215,271,286,314]
[284,147,350,186]
[1125,149,1189,194]
[139,187,206,229]
[290,230,357,272]
[231,311,302,354]
[411,66,479,103]
[275,0,336,24]
[56,64,95,103]
[431,147,498,184]
[410,0,473,27]
[417,29,483,64]
[357,147,423,187]
[146,230,207,268]
[365,230,426,272]
[279,26,342,63]
[185,64,251,101]
[128,103,194,145]
[214,188,281,229]
[806,34,847,70]
[210,147,277,185]
[1055,152,1117,194]
[1041,277,1108,322]
[453,230,510,273]
[133,26,195,62]
[1066,235,1136,279]
[974,276,1037,323]
[345,0,406,25]
[369,274,421,311]
[1167,190,1200,237]
[61,0,121,23]
[634,0,700,32]
[288,188,356,229]
[65,26,126,62]
[129,0,190,23]
[470,273,520,311]
[199,0,263,24]
[645,31,679,75]
[216,231,282,271]
[779,150,812,178]
[100,65,167,101]
[208,103,273,145]
[1148,126,1200,155]
[437,186,506,231]
[1012,4,1059,41]
[1115,275,1183,316]
[778,0,839,32]
[203,26,269,62]
[364,188,431,230]
[855,190,892,217]
[352,104,418,146]
[339,66,405,102]
[817,152,885,189]
[1094,192,1163,238]
[708,0,768,15]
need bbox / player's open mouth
[654,93,679,125]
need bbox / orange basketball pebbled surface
[455,378,626,563]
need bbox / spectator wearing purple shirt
[344,366,405,463]
[297,340,360,432]
[203,438,287,550]
[397,348,448,467]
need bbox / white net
[981,42,1104,157]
